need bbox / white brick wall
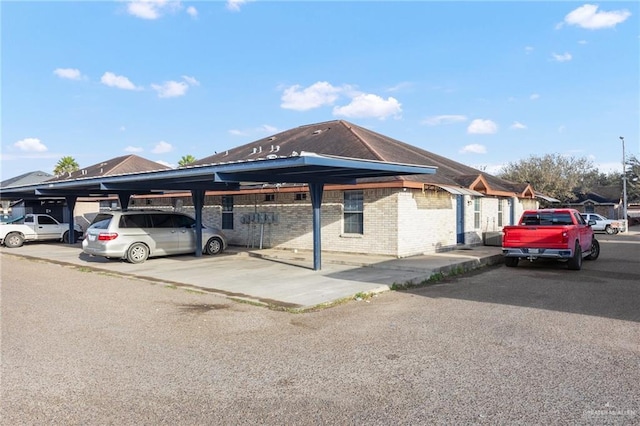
[138,188,538,256]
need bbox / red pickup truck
[502,208,600,270]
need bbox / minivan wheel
[205,237,223,255]
[126,243,149,264]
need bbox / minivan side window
[120,214,149,229]
[173,214,195,228]
[150,214,174,228]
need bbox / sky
[1,0,639,182]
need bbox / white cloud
[228,124,278,137]
[511,121,527,130]
[54,68,83,80]
[227,0,250,12]
[333,94,402,120]
[124,146,143,153]
[186,6,198,18]
[551,52,572,62]
[154,160,175,168]
[530,93,540,100]
[467,119,498,135]
[459,144,487,154]
[151,80,189,98]
[14,137,48,152]
[281,81,343,111]
[563,4,631,30]
[101,72,141,90]
[152,141,173,154]
[386,82,413,93]
[525,46,534,54]
[182,75,200,86]
[422,115,467,126]
[126,0,182,20]
[151,76,199,98]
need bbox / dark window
[295,193,307,201]
[25,216,34,224]
[173,214,195,228]
[343,191,363,234]
[119,214,149,229]
[150,214,174,228]
[90,214,113,229]
[265,194,275,202]
[222,196,234,230]
[38,215,57,225]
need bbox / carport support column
[118,192,133,210]
[191,189,205,257]
[65,196,77,244]
[309,182,324,271]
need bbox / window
[38,216,57,225]
[497,199,504,227]
[473,198,481,229]
[119,214,148,229]
[150,214,174,228]
[222,196,234,230]
[264,194,275,202]
[295,193,307,201]
[343,191,364,234]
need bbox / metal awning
[1,152,437,270]
[435,184,485,197]
[534,192,561,203]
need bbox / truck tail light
[98,232,118,241]
[561,231,568,244]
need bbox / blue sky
[1,0,638,181]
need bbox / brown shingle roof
[193,120,525,194]
[46,155,171,182]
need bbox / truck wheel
[567,243,582,270]
[63,231,82,243]
[605,225,615,235]
[504,257,519,267]
[205,237,223,255]
[126,243,149,264]
[585,239,600,260]
[4,232,24,248]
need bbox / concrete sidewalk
[1,243,503,310]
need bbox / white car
[82,210,227,263]
[580,213,620,235]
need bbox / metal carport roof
[1,152,437,270]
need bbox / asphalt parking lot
[1,232,639,424]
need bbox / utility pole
[620,136,627,232]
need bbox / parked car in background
[82,210,227,263]
[0,214,83,248]
[580,213,621,235]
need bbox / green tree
[497,153,598,203]
[53,156,80,176]
[178,154,197,167]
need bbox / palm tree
[178,154,197,167]
[53,156,80,176]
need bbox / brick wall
[133,188,538,256]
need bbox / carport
[0,152,436,270]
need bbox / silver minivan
[82,210,227,263]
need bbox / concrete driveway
[0,242,503,309]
